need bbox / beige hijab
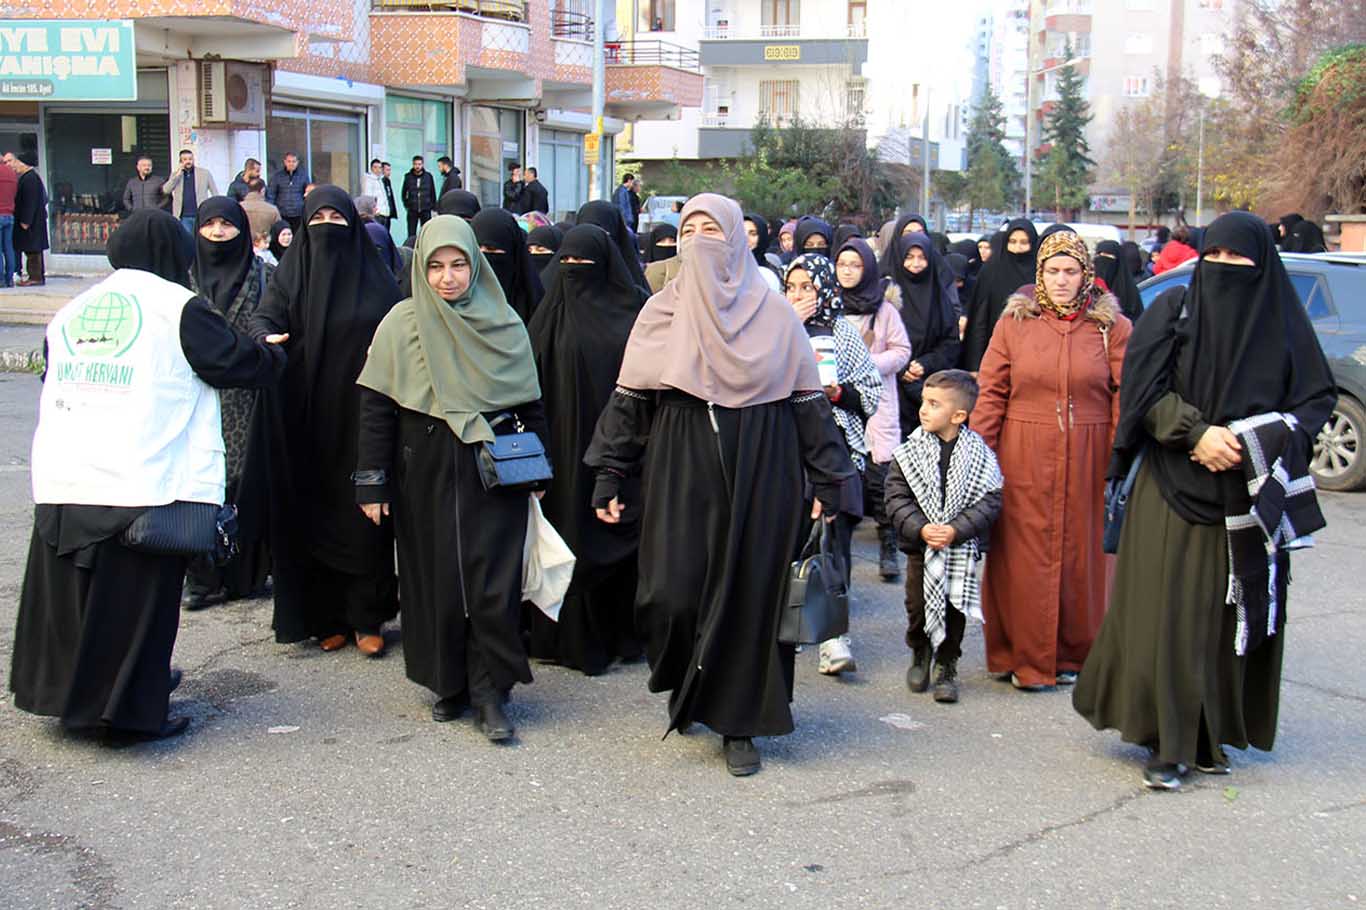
[616,193,820,406]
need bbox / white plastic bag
[522,497,575,621]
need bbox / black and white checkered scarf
[1225,412,1325,655]
[893,427,1004,649]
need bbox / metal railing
[702,21,867,40]
[370,0,527,21]
[701,114,731,128]
[604,40,700,70]
[551,8,593,40]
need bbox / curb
[0,349,43,373]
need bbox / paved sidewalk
[0,274,106,327]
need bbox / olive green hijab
[357,214,540,444]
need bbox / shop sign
[0,20,136,102]
[90,148,112,165]
[582,132,601,166]
[763,45,801,61]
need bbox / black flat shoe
[431,694,468,723]
[476,702,514,742]
[723,736,761,777]
[169,669,183,692]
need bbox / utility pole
[590,0,608,200]
[1195,105,1205,227]
[921,86,931,222]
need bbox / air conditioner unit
[200,61,226,124]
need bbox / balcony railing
[605,39,700,70]
[370,0,526,21]
[551,8,593,40]
[701,113,731,128]
[702,21,867,40]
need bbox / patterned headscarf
[1034,230,1094,319]
[785,252,842,328]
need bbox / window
[763,0,801,32]
[1123,75,1151,97]
[1124,33,1154,55]
[647,0,675,31]
[1289,272,1336,321]
[848,0,866,36]
[759,80,800,123]
[385,95,451,245]
[537,129,590,220]
[469,105,524,210]
[845,79,866,122]
[267,104,364,195]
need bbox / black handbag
[477,413,553,494]
[779,521,850,645]
[120,500,239,563]
[1103,449,1146,554]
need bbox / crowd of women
[11,184,1335,786]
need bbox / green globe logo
[64,292,143,358]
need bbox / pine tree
[1037,42,1094,219]
[963,86,1021,230]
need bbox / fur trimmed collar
[1003,288,1121,327]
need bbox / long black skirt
[526,558,641,676]
[10,526,184,734]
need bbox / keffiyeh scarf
[893,427,1004,649]
[1225,412,1325,655]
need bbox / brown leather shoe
[16,278,44,287]
[319,633,348,652]
[355,632,385,658]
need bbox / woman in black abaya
[792,216,833,256]
[889,231,962,438]
[574,199,651,295]
[249,186,401,658]
[185,196,274,607]
[11,209,285,739]
[1284,220,1327,254]
[356,215,546,741]
[438,189,482,220]
[527,223,563,272]
[645,223,678,263]
[526,225,649,675]
[586,194,854,777]
[962,218,1038,371]
[472,208,543,323]
[1093,239,1144,321]
[1074,211,1336,788]
[268,220,293,263]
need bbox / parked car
[637,194,686,239]
[1137,253,1366,491]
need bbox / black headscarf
[646,222,678,262]
[526,223,563,272]
[961,218,1038,370]
[744,213,773,269]
[832,223,863,251]
[191,197,253,307]
[835,237,885,316]
[107,208,193,288]
[268,220,292,262]
[877,213,931,277]
[364,220,403,276]
[437,189,482,219]
[792,216,833,256]
[928,231,951,256]
[944,252,969,283]
[1112,211,1335,523]
[1285,220,1327,254]
[1277,213,1304,247]
[1093,239,1143,321]
[528,224,647,565]
[471,207,543,324]
[893,231,957,358]
[573,200,650,295]
[1121,240,1147,281]
[1038,223,1071,243]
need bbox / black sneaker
[878,530,900,581]
[906,645,932,693]
[1196,742,1231,775]
[723,736,761,776]
[476,701,515,742]
[1143,757,1186,790]
[431,694,468,723]
[932,659,959,703]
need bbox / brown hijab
[617,193,820,406]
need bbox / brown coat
[970,289,1131,686]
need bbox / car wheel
[1312,394,1366,491]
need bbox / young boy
[885,370,1003,703]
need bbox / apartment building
[625,0,869,166]
[989,0,1032,162]
[0,1,698,260]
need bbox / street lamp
[1024,56,1084,215]
[1194,83,1220,227]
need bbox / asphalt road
[0,369,1362,909]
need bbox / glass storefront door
[469,106,524,211]
[385,95,451,245]
[267,105,364,195]
[537,129,589,221]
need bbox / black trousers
[407,209,432,239]
[903,549,966,662]
[23,251,44,283]
[862,460,889,531]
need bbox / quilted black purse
[1103,449,1146,554]
[120,501,239,564]
[779,520,850,645]
[477,413,552,495]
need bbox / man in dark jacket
[503,164,526,213]
[401,155,436,239]
[11,152,48,286]
[121,155,167,216]
[227,157,261,202]
[380,162,399,233]
[266,153,310,232]
[523,166,549,214]
[437,156,462,198]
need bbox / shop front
[385,94,453,245]
[468,105,526,211]
[266,70,385,200]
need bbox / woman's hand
[533,490,545,501]
[264,333,290,345]
[595,497,623,524]
[811,499,836,524]
[902,360,925,382]
[792,297,819,323]
[1191,426,1243,472]
[360,502,389,525]
[824,384,841,402]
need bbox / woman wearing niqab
[572,199,651,295]
[437,189,482,220]
[1074,212,1335,788]
[472,208,543,323]
[184,196,274,607]
[525,225,649,675]
[526,223,563,272]
[962,218,1039,371]
[645,222,678,262]
[1093,239,1144,321]
[248,186,401,658]
[792,216,833,256]
[585,194,855,776]
[356,215,547,741]
[12,208,285,739]
[1284,220,1327,254]
[888,232,962,438]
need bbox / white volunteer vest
[31,269,226,507]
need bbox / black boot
[476,701,515,742]
[932,658,959,703]
[906,644,932,693]
[879,526,900,582]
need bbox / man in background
[523,166,549,214]
[361,159,392,231]
[266,152,310,232]
[437,156,462,198]
[227,157,261,201]
[503,164,526,213]
[381,162,399,231]
[162,148,219,234]
[401,155,436,238]
[121,155,166,216]
[11,152,49,286]
[613,173,640,233]
[240,177,280,242]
